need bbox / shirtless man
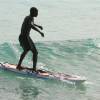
[17,7,44,72]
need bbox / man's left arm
[31,25,44,37]
[34,24,43,30]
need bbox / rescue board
[0,62,86,84]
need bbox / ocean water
[0,0,100,100]
[0,39,100,100]
[1,0,100,42]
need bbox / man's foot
[16,66,24,70]
[32,68,37,72]
[17,66,37,72]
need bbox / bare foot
[16,66,24,70]
[32,68,37,72]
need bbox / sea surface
[0,0,100,100]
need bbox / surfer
[17,7,44,72]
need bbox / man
[17,7,44,72]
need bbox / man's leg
[17,50,28,69]
[28,37,38,71]
[32,51,38,71]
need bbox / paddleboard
[0,62,86,84]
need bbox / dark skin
[17,8,44,72]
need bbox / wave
[0,38,100,77]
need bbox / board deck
[0,62,86,84]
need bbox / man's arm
[34,24,43,30]
[31,25,44,37]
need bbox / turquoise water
[0,0,100,100]
[0,39,100,100]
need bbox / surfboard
[0,62,86,84]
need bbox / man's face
[31,10,38,17]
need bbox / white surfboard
[0,62,86,84]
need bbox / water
[1,0,100,42]
[0,0,100,100]
[0,39,100,100]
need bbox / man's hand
[40,32,44,37]
[38,26,43,30]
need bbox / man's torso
[20,16,34,36]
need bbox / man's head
[30,7,38,17]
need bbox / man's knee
[35,51,38,55]
[33,50,38,56]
